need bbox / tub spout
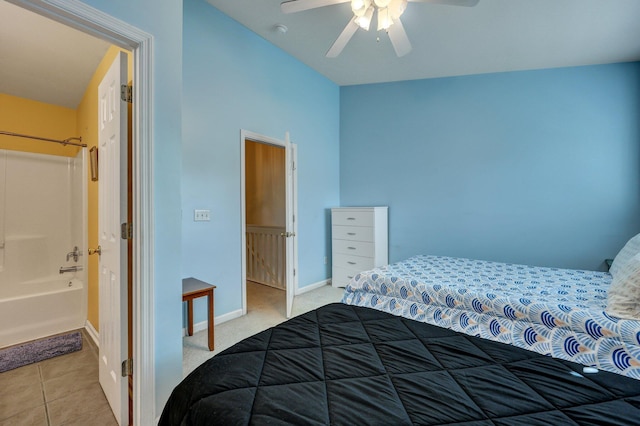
[59,265,83,274]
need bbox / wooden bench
[182,277,216,351]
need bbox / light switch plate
[194,209,210,221]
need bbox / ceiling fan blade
[388,18,412,57]
[326,17,359,58]
[408,0,479,6]
[281,0,350,14]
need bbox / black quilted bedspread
[160,303,640,425]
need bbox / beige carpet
[183,281,345,376]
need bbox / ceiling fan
[280,0,479,58]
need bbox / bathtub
[0,277,85,349]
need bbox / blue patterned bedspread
[342,255,640,379]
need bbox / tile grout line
[38,363,52,426]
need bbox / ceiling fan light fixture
[351,0,371,16]
[373,0,391,8]
[355,6,374,30]
[377,7,393,31]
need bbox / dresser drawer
[332,266,361,288]
[332,253,374,271]
[332,239,374,258]
[332,210,374,227]
[332,225,374,242]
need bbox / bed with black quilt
[160,303,640,426]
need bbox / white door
[285,134,298,318]
[97,51,128,426]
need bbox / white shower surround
[0,149,87,348]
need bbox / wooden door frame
[8,1,156,424]
[240,130,297,317]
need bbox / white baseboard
[296,279,331,295]
[183,308,243,336]
[84,320,99,348]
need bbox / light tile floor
[0,329,117,426]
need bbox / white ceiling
[1,0,639,110]
[0,0,110,109]
[206,0,640,86]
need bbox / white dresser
[331,207,388,288]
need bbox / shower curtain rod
[0,130,87,148]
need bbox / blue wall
[340,62,640,270]
[182,1,340,321]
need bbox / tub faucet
[60,265,83,274]
[66,246,80,262]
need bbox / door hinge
[121,222,133,240]
[120,85,133,103]
[293,268,296,277]
[121,358,133,377]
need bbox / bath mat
[0,331,82,373]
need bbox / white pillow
[606,252,640,320]
[610,233,640,278]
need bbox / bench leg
[187,299,194,336]
[208,290,214,351]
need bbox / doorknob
[88,245,102,255]
[280,232,296,238]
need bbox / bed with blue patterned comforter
[342,255,640,379]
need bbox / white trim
[7,2,156,424]
[242,130,286,148]
[240,133,247,317]
[84,320,100,348]
[183,309,244,336]
[284,133,294,318]
[214,308,244,325]
[295,279,332,296]
[290,143,299,304]
[131,24,155,426]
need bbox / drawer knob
[347,275,354,279]
[347,232,356,236]
[348,247,356,250]
[348,261,356,265]
[347,217,356,220]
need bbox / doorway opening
[7,1,155,425]
[245,140,287,315]
[240,130,298,320]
